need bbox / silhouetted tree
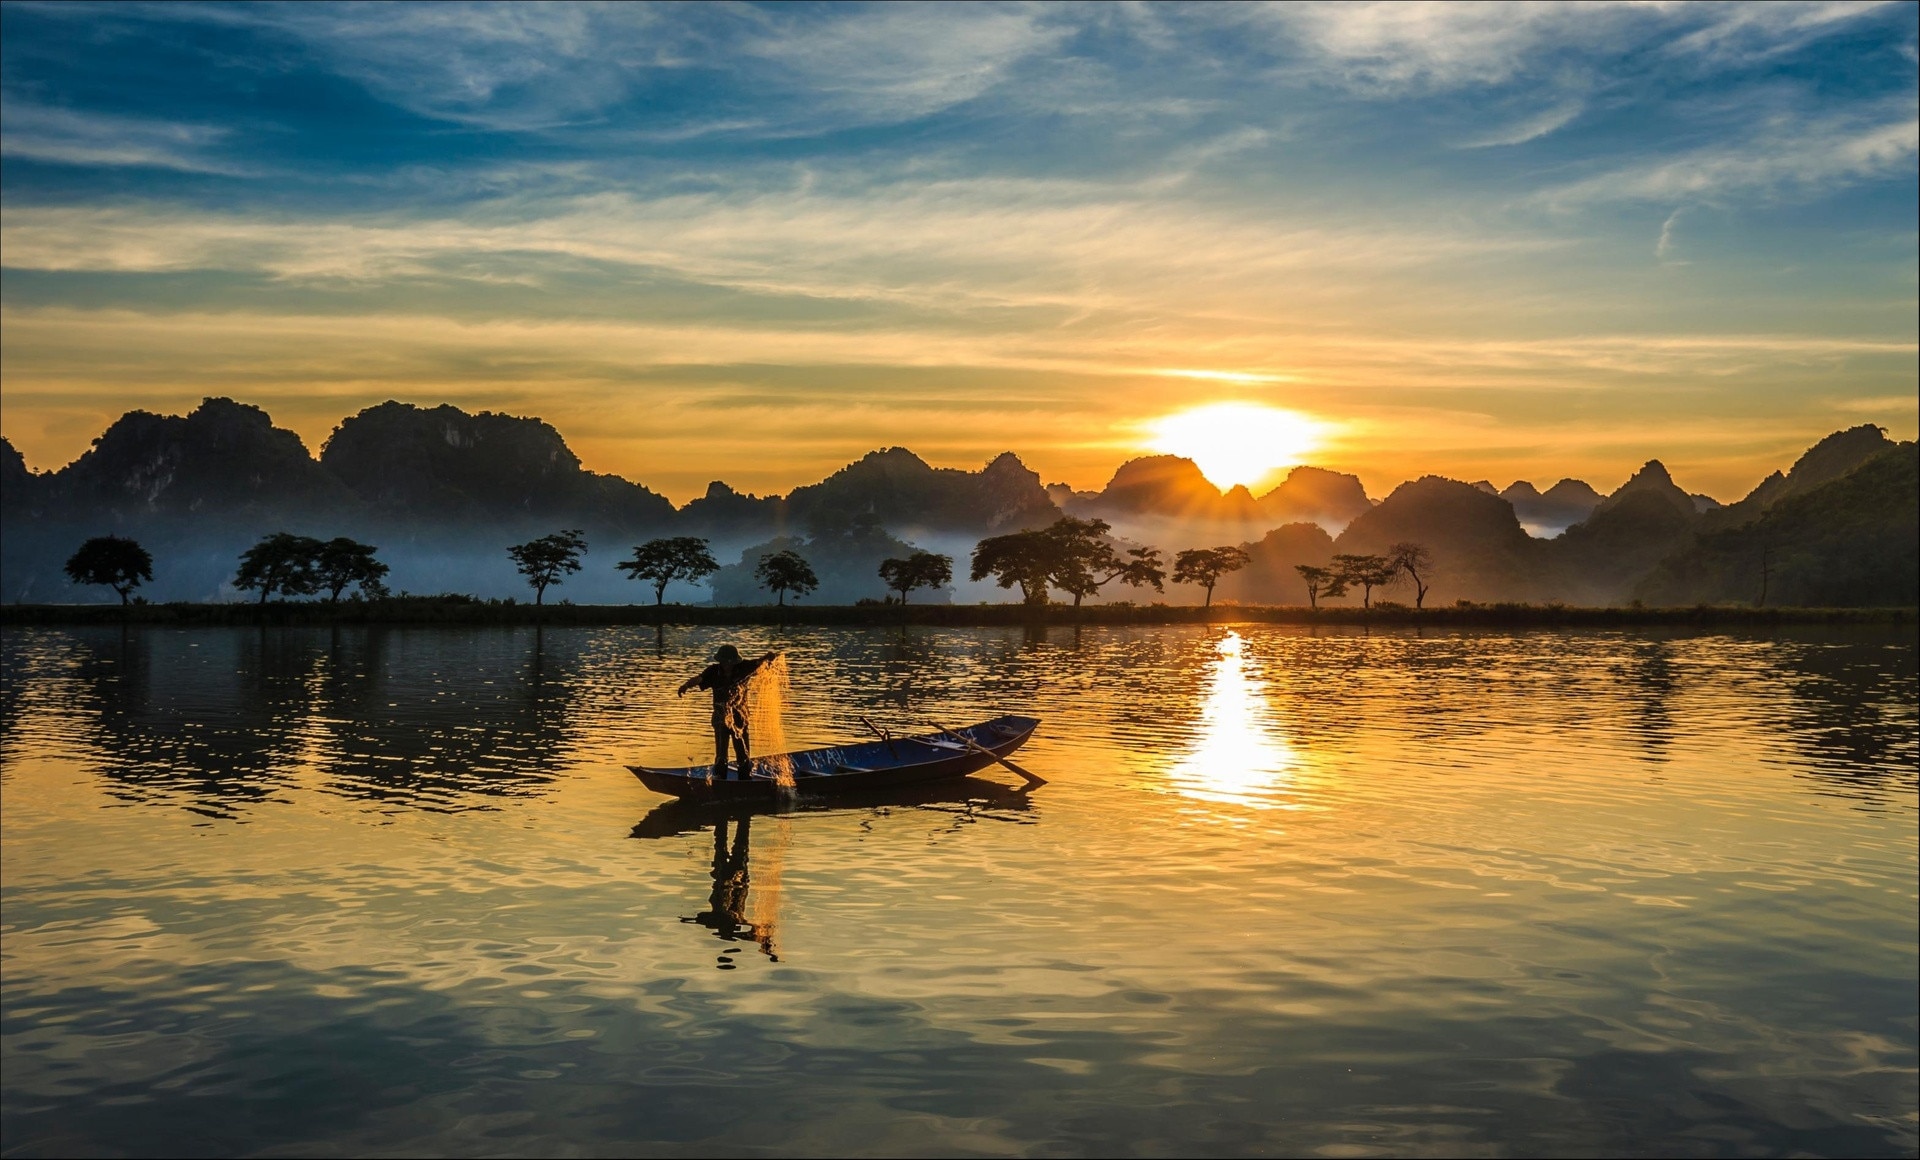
[1387,542,1434,609]
[1294,563,1346,609]
[971,529,1058,605]
[619,536,720,606]
[1045,516,1116,606]
[1102,547,1168,599]
[755,549,818,606]
[1172,546,1251,608]
[235,533,324,603]
[64,536,153,605]
[1045,516,1167,606]
[315,538,390,602]
[878,550,953,603]
[1332,553,1399,609]
[508,529,587,606]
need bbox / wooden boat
[628,714,1041,802]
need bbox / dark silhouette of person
[687,816,777,961]
[678,645,779,779]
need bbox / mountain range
[2,398,1911,608]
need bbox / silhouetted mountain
[1044,482,1097,509]
[1,437,46,514]
[1215,522,1336,604]
[320,401,674,533]
[783,448,1057,534]
[678,480,786,538]
[1256,466,1373,530]
[5,401,1912,607]
[1068,457,1371,536]
[1638,443,1916,606]
[1074,455,1261,522]
[59,397,353,519]
[1543,479,1604,510]
[1332,476,1544,603]
[1501,478,1603,533]
[0,400,361,602]
[1548,461,1699,602]
[1704,424,1894,532]
[1471,480,1498,495]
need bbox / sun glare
[1147,403,1324,492]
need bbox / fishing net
[745,652,796,790]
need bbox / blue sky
[2,1,1914,500]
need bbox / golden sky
[2,3,1915,502]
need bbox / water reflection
[687,815,783,964]
[1,624,1913,820]
[633,781,1040,967]
[3,623,1916,1158]
[1164,631,1301,809]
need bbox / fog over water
[2,623,1914,1157]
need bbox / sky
[1,0,1915,503]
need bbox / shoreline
[2,600,1911,628]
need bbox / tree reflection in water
[1165,631,1300,809]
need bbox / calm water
[2,623,1915,1158]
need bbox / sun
[1147,403,1325,492]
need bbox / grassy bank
[3,598,1912,628]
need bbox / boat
[629,774,1040,839]
[627,714,1041,802]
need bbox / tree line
[1293,543,1434,609]
[59,522,1433,609]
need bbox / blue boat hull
[628,714,1040,801]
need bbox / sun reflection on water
[1164,631,1301,809]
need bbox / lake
[2,623,1914,1158]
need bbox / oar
[859,715,898,758]
[928,720,1047,787]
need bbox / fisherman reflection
[685,815,777,961]
[677,644,780,779]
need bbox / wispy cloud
[0,171,1556,321]
[1260,1,1616,93]
[1462,101,1584,148]
[0,98,249,173]
[1540,105,1918,206]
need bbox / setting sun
[1147,403,1325,492]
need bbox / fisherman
[677,645,781,779]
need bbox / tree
[970,529,1058,605]
[1387,542,1434,609]
[64,536,153,605]
[315,537,389,602]
[1294,563,1346,610]
[1331,553,1399,609]
[878,550,954,603]
[235,533,324,603]
[1103,546,1168,599]
[1044,517,1167,606]
[618,536,720,606]
[755,549,819,605]
[1044,516,1115,606]
[507,529,587,605]
[1172,546,1251,608]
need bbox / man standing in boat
[678,645,781,779]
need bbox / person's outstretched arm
[676,672,702,696]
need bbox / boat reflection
[1164,631,1301,809]
[631,778,1038,967]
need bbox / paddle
[928,720,1047,787]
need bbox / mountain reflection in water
[1,623,1914,1158]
